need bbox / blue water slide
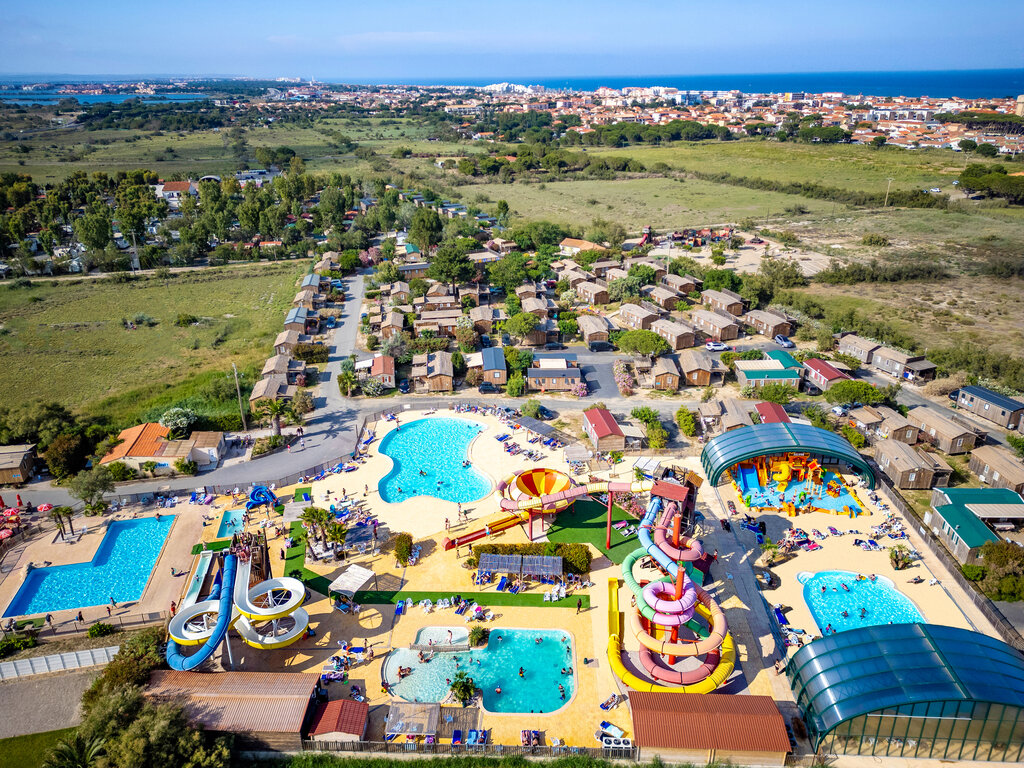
[637,496,681,578]
[165,554,237,671]
[245,486,279,511]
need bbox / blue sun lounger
[395,601,405,616]
[773,606,789,626]
[497,576,508,591]
[451,730,463,745]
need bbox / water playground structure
[245,485,281,512]
[165,530,309,671]
[607,472,735,693]
[441,467,655,550]
[700,424,875,519]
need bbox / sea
[0,91,206,105]
[368,69,1024,99]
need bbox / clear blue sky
[2,0,1022,80]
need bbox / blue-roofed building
[283,306,317,333]
[480,346,507,386]
[955,385,1024,430]
[788,623,1024,761]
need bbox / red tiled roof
[630,692,790,753]
[371,355,395,377]
[100,423,170,464]
[755,402,791,424]
[160,181,192,193]
[309,699,368,738]
[804,358,850,382]
[584,407,623,438]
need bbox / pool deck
[0,507,202,628]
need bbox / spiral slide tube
[166,554,238,671]
[606,495,736,693]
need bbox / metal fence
[3,610,167,639]
[0,644,119,680]
[867,460,1024,652]
[301,739,636,760]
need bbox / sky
[1,0,1022,81]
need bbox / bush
[521,399,541,419]
[87,622,118,638]
[394,532,414,565]
[962,564,986,581]
[174,313,199,327]
[106,462,136,482]
[647,424,668,449]
[506,372,526,397]
[840,424,866,449]
[468,624,490,646]
[251,434,284,457]
[471,542,591,574]
[173,458,198,476]
[366,334,380,351]
[293,342,329,364]
[361,376,386,397]
[0,634,37,659]
[861,233,891,247]
[81,627,163,714]
[675,407,698,436]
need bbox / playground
[733,455,866,518]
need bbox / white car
[705,341,729,352]
[930,188,941,193]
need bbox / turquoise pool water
[216,508,244,538]
[801,570,924,634]
[741,469,862,514]
[3,516,175,616]
[383,627,574,713]
[378,418,492,504]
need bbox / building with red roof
[370,355,396,388]
[803,358,852,392]
[583,407,625,452]
[754,402,791,424]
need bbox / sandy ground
[0,669,96,737]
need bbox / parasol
[3,508,19,516]
[37,503,53,512]
[0,529,13,540]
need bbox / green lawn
[285,521,333,597]
[546,499,639,565]
[0,728,76,768]
[0,261,305,416]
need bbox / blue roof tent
[700,422,875,488]
[788,624,1024,760]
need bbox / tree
[300,506,331,549]
[43,432,89,479]
[74,211,113,251]
[757,383,798,405]
[627,264,657,286]
[49,507,67,539]
[760,537,780,566]
[557,313,578,338]
[521,399,541,418]
[1007,433,1024,460]
[506,372,526,397]
[426,240,474,296]
[504,312,539,342]
[487,252,530,295]
[824,380,884,405]
[870,136,887,149]
[158,407,197,438]
[958,139,978,152]
[42,732,105,768]
[375,260,399,285]
[338,371,357,397]
[585,218,627,250]
[68,466,114,511]
[615,329,669,356]
[449,670,476,705]
[504,346,533,373]
[840,424,866,449]
[258,400,292,436]
[701,268,742,293]
[408,208,443,251]
[606,275,644,302]
[975,143,999,158]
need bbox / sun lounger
[466,730,479,745]
[599,694,620,710]
[773,606,789,626]
[455,602,468,615]
[828,526,841,536]
[189,492,198,504]
[521,730,531,746]
[496,576,508,591]
[600,721,624,739]
[803,542,822,552]
[451,730,463,745]
[395,602,405,616]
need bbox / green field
[589,140,972,194]
[546,499,636,565]
[469,175,835,231]
[0,261,305,416]
[0,728,75,768]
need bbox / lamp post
[883,178,894,207]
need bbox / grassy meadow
[0,261,306,419]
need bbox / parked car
[536,405,556,420]
[544,342,567,351]
[588,340,614,353]
[804,383,822,396]
[705,341,729,352]
[501,333,511,347]
[478,382,499,394]
[831,405,849,416]
[773,334,795,348]
[398,379,410,394]
[480,334,492,348]
[325,316,337,329]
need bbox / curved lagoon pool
[378,418,491,504]
[382,627,574,713]
[801,570,924,634]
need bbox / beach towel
[451,730,463,745]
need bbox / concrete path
[0,669,97,737]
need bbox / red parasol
[0,495,4,508]
[3,508,18,516]
[0,529,13,540]
[37,503,53,512]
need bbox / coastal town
[1,7,1024,767]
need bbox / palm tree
[760,537,780,566]
[325,521,348,558]
[259,399,292,437]
[338,370,357,397]
[49,509,66,539]
[42,733,105,768]
[300,507,331,549]
[57,506,75,536]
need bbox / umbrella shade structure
[521,555,563,579]
[327,564,375,598]
[3,508,19,516]
[0,529,13,539]
[37,503,53,512]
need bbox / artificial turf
[545,498,640,565]
[283,521,333,596]
[189,539,232,555]
[294,486,312,502]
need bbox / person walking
[170,601,177,617]
[445,518,450,531]
[576,598,583,614]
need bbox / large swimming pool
[382,627,574,713]
[801,570,924,634]
[378,418,492,504]
[3,516,175,617]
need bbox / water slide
[166,554,238,671]
[498,478,654,512]
[772,462,792,493]
[607,496,735,693]
[738,466,759,495]
[245,485,279,512]
[442,512,524,551]
[231,557,310,650]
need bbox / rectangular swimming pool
[216,508,244,538]
[3,516,175,617]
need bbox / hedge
[470,542,592,574]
